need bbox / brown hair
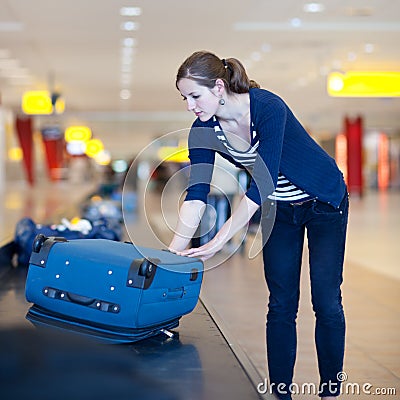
[176,50,260,94]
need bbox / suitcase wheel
[32,234,47,253]
[139,259,154,278]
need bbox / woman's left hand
[176,239,223,261]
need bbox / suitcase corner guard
[126,258,159,289]
[29,235,68,267]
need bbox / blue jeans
[262,194,349,399]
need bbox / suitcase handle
[66,292,95,306]
[166,287,185,299]
[42,287,120,314]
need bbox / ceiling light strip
[234,21,400,32]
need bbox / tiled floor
[1,179,399,399]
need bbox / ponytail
[176,51,260,94]
[223,57,260,93]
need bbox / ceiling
[1,0,399,159]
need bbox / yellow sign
[157,146,189,163]
[22,91,53,114]
[8,147,23,161]
[327,71,400,97]
[65,126,92,143]
[85,138,104,158]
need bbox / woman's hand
[172,195,259,261]
[176,238,224,261]
[170,195,259,262]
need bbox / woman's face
[177,78,220,121]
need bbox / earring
[219,98,225,105]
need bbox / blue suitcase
[25,236,203,344]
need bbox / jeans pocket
[312,194,349,218]
[312,200,343,217]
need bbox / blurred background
[1,3,399,398]
[0,0,399,192]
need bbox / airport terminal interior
[0,1,399,399]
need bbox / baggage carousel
[0,239,268,400]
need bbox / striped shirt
[213,118,312,203]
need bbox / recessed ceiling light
[303,3,325,13]
[290,18,302,28]
[120,89,131,100]
[364,43,374,53]
[122,38,136,47]
[261,43,271,53]
[120,21,139,31]
[120,7,142,17]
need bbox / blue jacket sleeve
[184,123,216,203]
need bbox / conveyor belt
[0,242,265,400]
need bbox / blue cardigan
[185,88,347,208]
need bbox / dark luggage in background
[14,217,122,266]
[81,197,123,222]
[25,236,203,343]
